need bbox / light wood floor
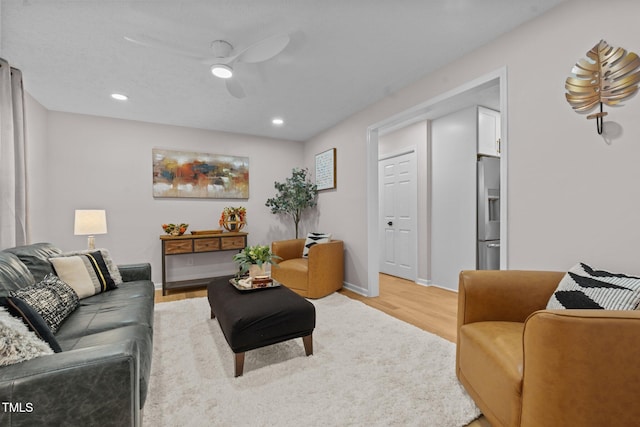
[154,274,459,340]
[154,274,490,427]
[339,274,459,342]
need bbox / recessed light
[111,93,128,101]
[272,118,284,126]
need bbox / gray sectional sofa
[0,242,154,427]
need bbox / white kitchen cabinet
[478,106,501,157]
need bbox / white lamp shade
[74,210,107,235]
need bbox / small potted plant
[233,244,281,278]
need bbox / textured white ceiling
[1,0,565,141]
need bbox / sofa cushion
[55,281,154,342]
[55,248,123,286]
[0,306,54,366]
[9,274,79,333]
[4,242,62,282]
[1,296,62,353]
[547,263,640,310]
[0,252,36,296]
[50,251,117,299]
[302,232,331,258]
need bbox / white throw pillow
[302,232,332,258]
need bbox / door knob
[387,221,393,226]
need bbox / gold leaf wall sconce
[565,40,640,134]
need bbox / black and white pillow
[1,297,62,353]
[547,263,640,310]
[302,232,332,258]
[49,251,117,299]
[0,306,54,366]
[9,274,79,333]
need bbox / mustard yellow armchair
[271,239,344,298]
[456,270,640,427]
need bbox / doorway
[366,68,508,297]
[378,149,418,281]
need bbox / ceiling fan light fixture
[272,117,284,126]
[110,93,128,101]
[211,64,233,79]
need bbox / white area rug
[145,293,480,426]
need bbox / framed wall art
[315,148,336,191]
[152,149,249,199]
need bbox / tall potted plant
[265,168,318,238]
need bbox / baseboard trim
[416,278,430,287]
[342,281,368,296]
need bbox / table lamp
[74,209,107,249]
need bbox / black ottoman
[207,278,316,377]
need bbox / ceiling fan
[123,33,290,98]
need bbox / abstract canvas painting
[152,149,249,199]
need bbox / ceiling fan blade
[123,35,207,61]
[236,34,290,64]
[226,78,246,99]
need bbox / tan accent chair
[271,239,344,298]
[456,270,640,427]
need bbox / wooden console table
[160,232,247,295]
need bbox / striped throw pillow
[302,233,332,258]
[547,263,640,310]
[49,251,117,299]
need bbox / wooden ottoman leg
[302,334,313,356]
[234,352,245,377]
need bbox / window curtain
[0,58,27,249]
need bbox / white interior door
[379,151,417,280]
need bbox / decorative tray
[230,277,281,291]
[191,230,223,235]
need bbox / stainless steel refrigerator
[477,156,500,270]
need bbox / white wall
[430,107,477,290]
[21,0,640,294]
[305,0,640,295]
[26,108,304,285]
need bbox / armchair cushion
[546,262,640,310]
[302,232,332,258]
